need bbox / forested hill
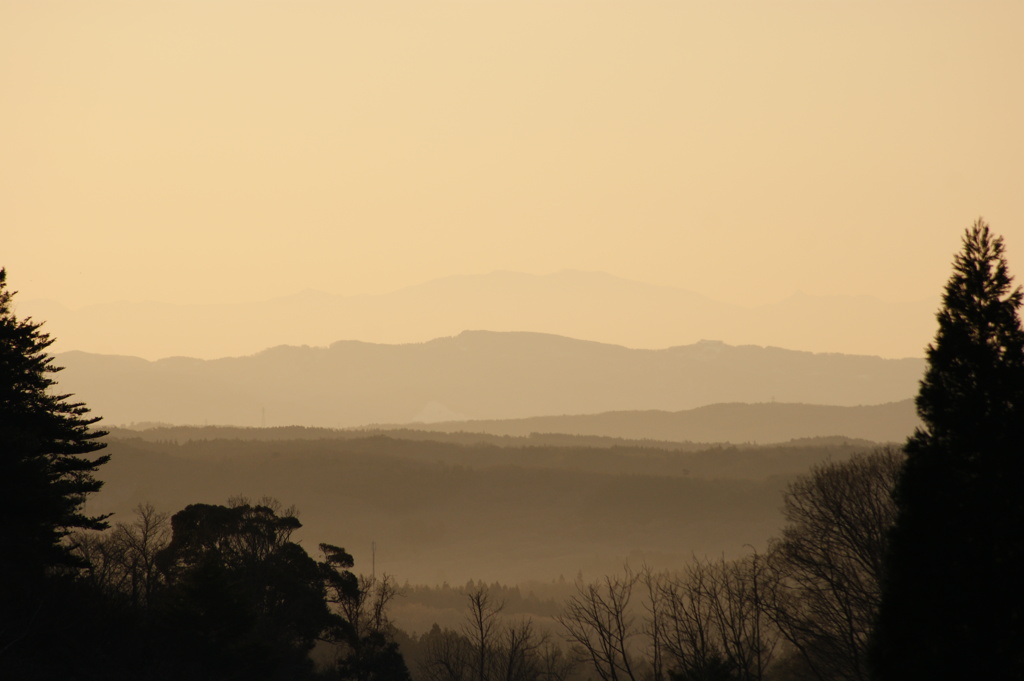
[377,400,920,444]
[110,399,917,446]
[56,332,924,428]
[90,427,890,585]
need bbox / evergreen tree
[0,268,110,579]
[0,268,110,675]
[871,220,1024,680]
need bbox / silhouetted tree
[0,268,109,675]
[322,545,412,681]
[423,586,570,681]
[871,220,1024,680]
[658,556,777,681]
[762,448,901,681]
[0,268,110,575]
[561,562,775,681]
[154,498,333,679]
[558,570,646,681]
[73,502,171,611]
[421,623,474,681]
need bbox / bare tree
[466,587,506,681]
[639,566,665,681]
[657,556,778,681]
[560,561,777,681]
[320,541,410,681]
[761,448,902,681]
[336,572,402,642]
[559,450,900,681]
[658,562,722,680]
[497,619,544,681]
[536,639,577,681]
[422,626,474,681]
[717,553,777,681]
[422,586,572,681]
[71,503,171,610]
[558,569,646,681]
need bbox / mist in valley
[4,0,1024,678]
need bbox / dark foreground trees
[323,545,412,681]
[421,586,574,681]
[72,497,412,681]
[558,448,902,681]
[764,448,901,681]
[0,268,110,675]
[871,219,1024,680]
[0,268,408,679]
[0,268,110,578]
[154,499,335,679]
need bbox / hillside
[385,400,920,444]
[56,332,924,429]
[90,427,892,586]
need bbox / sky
[3,1,1023,344]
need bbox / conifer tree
[0,268,109,583]
[871,220,1024,680]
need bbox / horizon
[17,268,941,360]
[21,267,942,309]
[4,1,1022,360]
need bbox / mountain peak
[30,270,936,360]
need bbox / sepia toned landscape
[3,1,1023,680]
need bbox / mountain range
[24,270,937,360]
[397,400,920,445]
[56,331,925,433]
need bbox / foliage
[871,220,1024,679]
[0,267,109,578]
[66,497,412,680]
[0,267,110,677]
[152,498,334,678]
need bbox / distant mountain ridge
[391,400,920,445]
[55,331,925,431]
[24,270,936,360]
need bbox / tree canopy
[871,219,1024,679]
[0,267,110,675]
[153,500,336,679]
[0,268,110,579]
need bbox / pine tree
[871,220,1024,680]
[0,268,110,583]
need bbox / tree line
[552,447,900,681]
[2,218,1023,679]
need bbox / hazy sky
[4,0,1023,317]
